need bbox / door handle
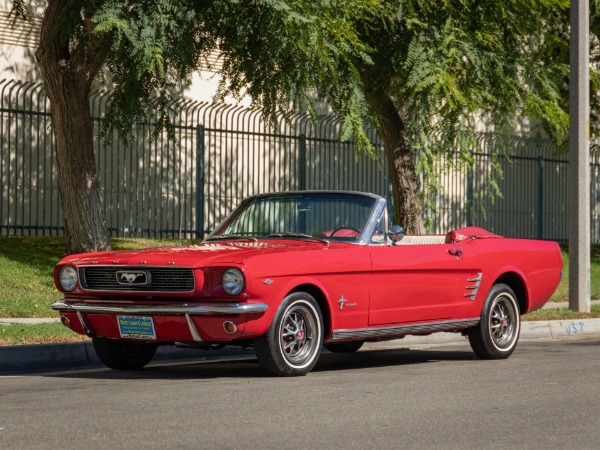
[448,248,462,257]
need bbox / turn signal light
[60,315,72,328]
[223,321,238,334]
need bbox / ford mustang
[52,191,563,376]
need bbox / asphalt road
[1,337,599,449]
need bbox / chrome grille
[81,267,195,292]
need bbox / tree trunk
[35,0,110,253]
[364,87,425,234]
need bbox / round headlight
[222,268,245,296]
[58,265,78,292]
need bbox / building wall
[0,1,239,104]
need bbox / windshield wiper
[267,232,329,244]
[205,234,258,242]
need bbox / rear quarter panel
[458,238,562,318]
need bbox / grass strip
[523,305,600,321]
[0,322,90,345]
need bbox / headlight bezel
[58,265,79,292]
[222,267,245,296]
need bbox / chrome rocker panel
[331,318,480,341]
[51,300,269,316]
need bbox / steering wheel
[330,227,361,237]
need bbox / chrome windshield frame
[357,197,387,245]
[205,190,386,245]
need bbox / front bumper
[52,300,269,342]
[51,300,269,315]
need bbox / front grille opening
[80,267,195,292]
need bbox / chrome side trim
[331,318,480,341]
[464,272,483,301]
[52,301,269,316]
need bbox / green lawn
[0,322,90,345]
[0,235,599,345]
[549,243,600,302]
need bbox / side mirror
[388,225,404,245]
[391,225,404,235]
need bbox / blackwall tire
[254,292,323,376]
[324,341,364,353]
[468,283,521,359]
[92,337,157,370]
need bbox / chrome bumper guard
[52,300,269,316]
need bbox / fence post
[466,159,474,226]
[196,125,205,239]
[298,134,307,190]
[537,156,544,239]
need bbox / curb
[0,342,254,375]
[2,318,600,375]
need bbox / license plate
[117,316,156,340]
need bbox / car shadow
[43,346,477,381]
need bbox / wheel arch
[287,284,331,339]
[493,272,528,314]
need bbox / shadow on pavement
[42,347,478,381]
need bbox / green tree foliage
[92,0,576,231]
[11,0,376,251]
[11,0,581,246]
[352,0,572,229]
[89,0,378,149]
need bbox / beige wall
[0,1,241,104]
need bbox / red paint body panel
[455,237,563,315]
[369,244,462,325]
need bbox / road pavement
[1,337,599,449]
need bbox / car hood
[59,240,334,268]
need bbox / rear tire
[254,292,323,376]
[92,337,157,370]
[468,283,520,359]
[324,341,364,353]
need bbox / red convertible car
[53,191,562,376]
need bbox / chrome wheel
[279,305,317,365]
[468,283,520,359]
[255,292,323,376]
[489,294,518,350]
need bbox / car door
[368,243,464,325]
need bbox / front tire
[92,337,157,370]
[468,283,521,359]
[254,292,324,376]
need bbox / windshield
[209,193,379,243]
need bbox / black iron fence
[2,78,600,241]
